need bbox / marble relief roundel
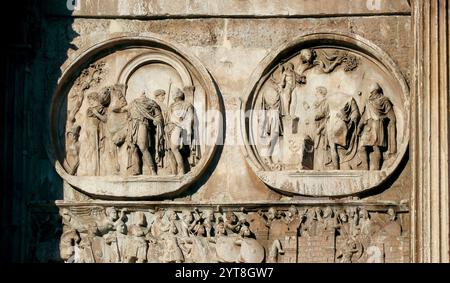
[242,33,409,197]
[50,35,221,199]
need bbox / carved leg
[297,139,305,170]
[358,147,369,170]
[370,146,382,170]
[167,151,177,175]
[269,239,284,263]
[171,146,185,175]
[141,148,157,175]
[330,144,340,170]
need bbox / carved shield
[215,236,241,263]
[239,238,265,263]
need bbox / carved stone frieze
[57,201,409,263]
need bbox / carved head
[369,82,383,96]
[60,208,71,223]
[154,89,166,104]
[339,211,348,223]
[215,218,226,236]
[173,88,185,101]
[116,220,127,235]
[182,210,193,223]
[105,207,118,222]
[111,84,126,101]
[315,86,328,98]
[314,207,322,218]
[166,209,178,221]
[288,205,298,216]
[99,86,112,107]
[239,222,251,238]
[267,207,277,220]
[306,208,317,220]
[135,211,147,227]
[225,211,238,224]
[387,208,396,221]
[346,207,357,218]
[299,49,316,64]
[358,209,370,220]
[203,209,215,221]
[323,207,334,218]
[66,125,81,141]
[282,62,294,72]
[87,92,99,107]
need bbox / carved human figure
[126,211,149,263]
[273,62,296,117]
[319,206,338,233]
[97,207,127,263]
[263,208,286,262]
[59,209,80,263]
[78,91,110,176]
[313,86,361,170]
[347,207,360,237]
[153,89,168,171]
[313,86,332,170]
[215,217,227,236]
[76,222,99,263]
[224,211,243,235]
[301,208,319,237]
[296,48,352,76]
[180,210,196,238]
[64,125,81,175]
[338,237,361,263]
[296,48,318,79]
[358,208,372,239]
[259,88,283,170]
[203,210,215,238]
[102,85,128,175]
[165,88,197,175]
[358,82,397,170]
[382,208,402,237]
[126,91,163,175]
[150,210,165,239]
[161,210,184,263]
[337,210,351,238]
[67,61,106,127]
[114,219,128,263]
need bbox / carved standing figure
[161,210,185,263]
[165,88,196,175]
[64,125,81,175]
[78,91,110,176]
[276,62,296,117]
[358,82,397,170]
[102,85,128,175]
[126,91,163,175]
[313,87,331,170]
[59,209,80,263]
[259,87,284,169]
[153,89,168,171]
[126,211,149,263]
[382,208,402,237]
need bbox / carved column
[412,0,450,263]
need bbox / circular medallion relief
[241,33,409,197]
[50,35,221,199]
